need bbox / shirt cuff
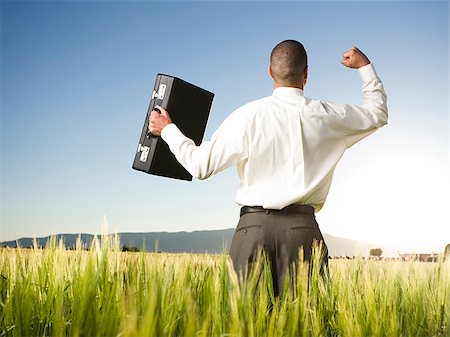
[161,123,182,144]
[358,63,378,82]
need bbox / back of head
[270,40,308,86]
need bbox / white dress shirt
[161,63,388,212]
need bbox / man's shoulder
[243,94,274,107]
[234,94,277,116]
[231,93,332,122]
[239,93,325,114]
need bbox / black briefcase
[132,74,214,181]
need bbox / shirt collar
[272,87,305,104]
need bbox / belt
[240,204,315,217]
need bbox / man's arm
[324,47,388,148]
[149,106,248,179]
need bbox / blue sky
[1,1,448,253]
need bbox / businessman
[149,40,388,296]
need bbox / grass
[0,234,449,337]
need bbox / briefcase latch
[152,84,167,100]
[137,143,150,162]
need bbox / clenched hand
[148,105,172,136]
[341,47,370,69]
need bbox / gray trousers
[229,207,328,297]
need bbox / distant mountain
[0,229,396,257]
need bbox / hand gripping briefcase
[132,74,214,181]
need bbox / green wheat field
[1,234,449,337]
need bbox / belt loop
[265,209,270,215]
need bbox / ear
[268,65,274,79]
[303,66,308,86]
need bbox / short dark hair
[270,40,308,84]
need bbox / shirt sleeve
[322,63,388,148]
[161,109,249,180]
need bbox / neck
[274,82,304,90]
[273,79,305,90]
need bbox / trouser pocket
[229,216,264,279]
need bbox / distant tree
[370,248,383,258]
[122,245,140,252]
[444,244,450,261]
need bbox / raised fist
[341,47,370,69]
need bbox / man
[149,40,388,296]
